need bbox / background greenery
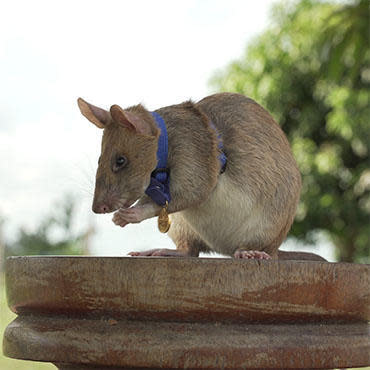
[2,194,88,261]
[212,0,369,263]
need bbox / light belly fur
[181,175,267,255]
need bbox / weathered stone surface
[3,256,370,369]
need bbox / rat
[78,92,309,260]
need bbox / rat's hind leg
[128,213,210,257]
[168,212,211,257]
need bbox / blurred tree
[211,0,369,262]
[5,195,92,257]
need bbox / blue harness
[145,111,227,207]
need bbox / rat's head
[77,98,159,214]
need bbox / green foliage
[212,0,370,262]
[5,195,86,257]
[320,0,369,84]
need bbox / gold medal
[158,201,171,233]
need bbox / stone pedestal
[3,256,370,369]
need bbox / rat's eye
[116,156,126,166]
[112,155,128,173]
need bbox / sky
[0,0,336,260]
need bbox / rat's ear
[110,105,153,136]
[77,98,110,129]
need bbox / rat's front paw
[112,211,129,228]
[113,206,147,226]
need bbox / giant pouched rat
[78,92,309,260]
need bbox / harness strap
[144,112,170,207]
[210,121,227,173]
[145,112,227,207]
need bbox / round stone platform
[3,256,370,369]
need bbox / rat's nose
[92,203,110,214]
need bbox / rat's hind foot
[234,249,272,260]
[128,248,190,257]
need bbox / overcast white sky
[0,0,335,260]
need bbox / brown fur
[78,93,302,258]
[157,101,220,213]
[176,93,302,256]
